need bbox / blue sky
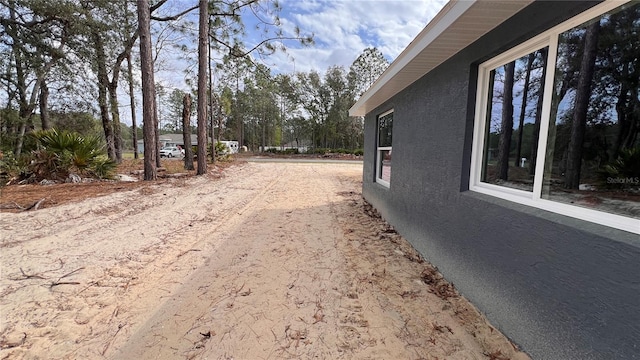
[154,0,447,88]
[264,0,448,74]
[127,0,448,126]
[242,0,447,73]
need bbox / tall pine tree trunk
[515,54,534,167]
[15,122,27,157]
[497,61,515,181]
[9,2,48,156]
[565,21,599,189]
[182,94,195,170]
[208,46,216,163]
[93,32,116,160]
[154,95,161,168]
[39,81,50,130]
[137,0,157,180]
[612,63,639,157]
[127,52,139,159]
[196,0,208,175]
[108,82,123,163]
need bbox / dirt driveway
[0,161,528,359]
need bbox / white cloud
[122,0,448,125]
[273,0,448,74]
[153,0,447,80]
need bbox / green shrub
[354,149,364,156]
[309,148,330,155]
[24,128,115,182]
[28,149,65,180]
[215,141,231,161]
[0,151,21,186]
[90,155,117,179]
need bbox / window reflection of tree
[543,3,639,218]
[482,49,548,192]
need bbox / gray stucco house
[349,1,639,359]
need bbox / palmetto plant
[28,129,116,181]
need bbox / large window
[471,1,639,234]
[377,110,393,187]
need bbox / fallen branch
[49,267,84,288]
[33,198,45,210]
[101,323,126,356]
[23,198,45,211]
[58,267,85,280]
[0,202,25,210]
[10,261,64,281]
[49,281,81,288]
[231,283,246,297]
[177,248,201,258]
[16,268,46,280]
[78,281,99,294]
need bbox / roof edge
[349,0,475,117]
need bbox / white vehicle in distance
[159,146,183,158]
[218,140,239,154]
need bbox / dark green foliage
[0,109,23,154]
[33,128,105,171]
[49,112,102,137]
[215,141,231,161]
[264,148,299,155]
[0,151,23,186]
[89,155,118,179]
[598,147,640,188]
[8,128,117,183]
[307,148,362,156]
[309,148,331,155]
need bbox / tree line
[1,0,389,181]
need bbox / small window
[471,1,639,234]
[376,110,393,187]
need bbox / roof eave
[349,0,533,117]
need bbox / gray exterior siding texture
[362,2,639,359]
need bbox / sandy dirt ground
[0,161,529,360]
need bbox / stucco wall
[362,2,640,359]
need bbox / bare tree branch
[151,5,198,22]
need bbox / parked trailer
[218,141,239,154]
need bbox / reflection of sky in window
[551,8,635,127]
[488,58,544,133]
[378,112,393,146]
[551,89,620,126]
[554,90,574,125]
[553,59,622,126]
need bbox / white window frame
[376,109,393,188]
[469,0,640,235]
